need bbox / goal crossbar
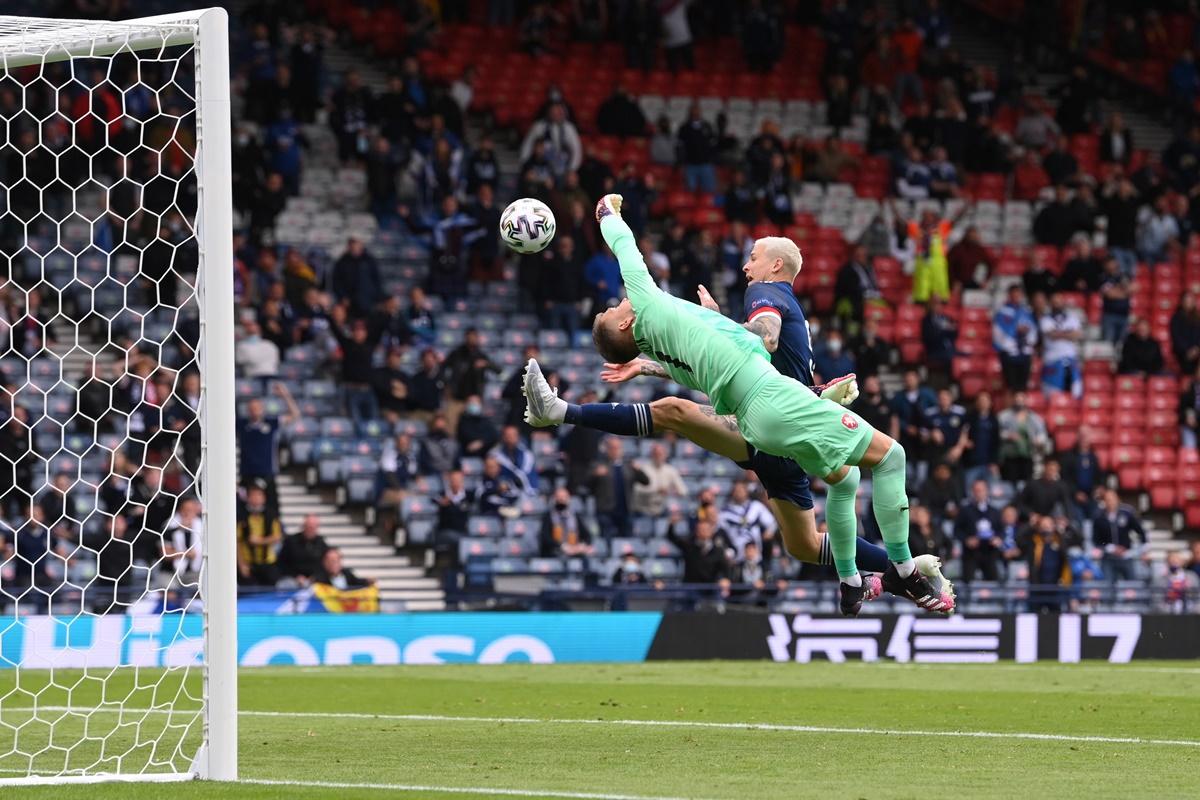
[0,12,207,68]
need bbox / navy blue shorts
[735,446,813,510]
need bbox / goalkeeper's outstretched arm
[595,194,660,311]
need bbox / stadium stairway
[277,472,446,609]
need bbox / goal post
[0,7,236,785]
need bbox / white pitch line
[242,777,710,800]
[10,706,1200,748]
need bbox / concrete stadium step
[379,589,445,601]
[275,467,444,608]
[365,566,426,579]
[404,599,448,611]
[374,578,442,590]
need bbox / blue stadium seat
[395,419,428,438]
[320,417,354,438]
[359,419,391,439]
[529,557,566,574]
[460,457,484,477]
[504,516,539,540]
[401,494,436,521]
[632,517,655,538]
[504,330,535,348]
[537,330,568,349]
[468,517,504,537]
[406,518,435,546]
[497,537,536,557]
[516,495,547,517]
[591,539,610,558]
[706,460,740,479]
[460,538,499,563]
[646,538,675,558]
[304,380,338,399]
[343,456,378,504]
[490,557,529,574]
[644,559,681,580]
[610,538,646,558]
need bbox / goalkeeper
[581,194,953,616]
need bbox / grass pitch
[2,661,1199,799]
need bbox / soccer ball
[500,197,556,254]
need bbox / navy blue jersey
[739,281,817,505]
[743,281,814,386]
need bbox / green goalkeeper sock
[826,466,861,580]
[871,442,915,571]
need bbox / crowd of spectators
[216,3,1200,609]
[3,0,1200,615]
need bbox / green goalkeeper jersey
[600,215,776,416]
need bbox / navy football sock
[819,534,891,573]
[563,402,653,437]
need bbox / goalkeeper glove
[815,373,859,406]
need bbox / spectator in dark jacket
[477,456,521,517]
[847,318,894,380]
[677,104,717,193]
[312,548,372,589]
[921,296,958,387]
[1057,428,1104,518]
[442,328,501,427]
[1033,185,1080,247]
[457,395,499,457]
[372,348,411,423]
[1059,236,1104,293]
[947,226,994,290]
[428,469,470,565]
[331,238,384,318]
[537,234,585,338]
[1179,370,1200,449]
[666,514,731,584]
[1101,177,1140,276]
[1022,515,1068,612]
[588,436,648,539]
[1092,489,1146,582]
[918,461,961,532]
[834,244,881,326]
[1118,319,1165,375]
[956,479,1004,581]
[277,514,329,585]
[962,391,1000,487]
[1017,459,1075,519]
[1171,292,1200,376]
[329,307,384,434]
[406,348,444,419]
[908,504,952,564]
[596,85,646,137]
[539,487,595,557]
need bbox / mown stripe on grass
[241,778,709,799]
[12,707,1200,748]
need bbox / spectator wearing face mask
[456,395,499,458]
[812,329,854,384]
[539,487,595,558]
[612,552,647,585]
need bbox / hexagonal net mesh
[0,12,230,783]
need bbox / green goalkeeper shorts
[735,372,875,478]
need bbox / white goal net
[0,9,236,785]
